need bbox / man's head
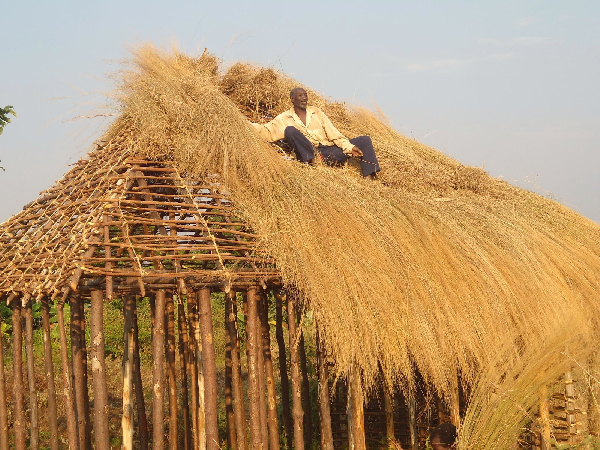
[290,87,308,111]
[430,423,457,450]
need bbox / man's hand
[351,146,363,158]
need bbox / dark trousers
[284,126,380,177]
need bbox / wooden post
[565,371,576,443]
[90,290,110,449]
[256,294,269,448]
[539,385,551,450]
[383,382,395,447]
[224,294,237,450]
[275,291,292,449]
[177,296,192,450]
[246,287,264,449]
[299,332,313,446]
[57,299,79,450]
[198,288,219,450]
[152,290,167,450]
[133,297,150,450]
[347,364,366,450]
[0,294,9,450]
[41,297,59,450]
[11,295,27,450]
[192,293,207,450]
[316,328,334,450]
[260,293,280,450]
[71,296,88,449]
[408,389,418,450]
[450,370,460,429]
[24,296,40,450]
[187,293,200,449]
[165,295,178,450]
[287,293,305,450]
[226,292,247,450]
[123,294,135,450]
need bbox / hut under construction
[1,46,600,450]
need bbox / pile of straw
[114,45,600,448]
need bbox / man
[250,87,380,178]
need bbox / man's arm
[317,109,356,155]
[250,114,287,142]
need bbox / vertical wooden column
[177,296,192,450]
[256,295,269,448]
[122,294,135,450]
[224,294,237,450]
[408,389,418,450]
[11,295,27,450]
[192,294,207,450]
[275,291,292,449]
[187,293,200,449]
[152,290,167,450]
[165,295,178,450]
[316,327,333,450]
[246,287,264,449]
[71,296,89,449]
[41,296,59,450]
[133,297,150,450]
[287,293,305,450]
[90,289,110,450]
[383,382,395,446]
[260,293,280,450]
[23,296,39,450]
[539,385,551,450]
[565,371,576,443]
[0,294,9,450]
[347,364,366,450]
[299,332,313,445]
[56,299,79,449]
[198,288,219,450]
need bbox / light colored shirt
[251,106,355,155]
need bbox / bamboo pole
[256,294,269,448]
[177,296,192,450]
[123,294,135,450]
[198,288,219,450]
[315,328,333,450]
[347,364,366,450]
[275,291,292,449]
[70,296,88,450]
[56,299,79,450]
[0,294,9,450]
[41,296,59,450]
[24,296,39,450]
[90,290,110,449]
[165,294,178,450]
[226,292,247,450]
[133,298,150,450]
[187,293,200,449]
[11,295,27,450]
[287,293,305,450]
[260,293,280,450]
[246,287,264,449]
[299,332,313,446]
[152,290,167,450]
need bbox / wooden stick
[165,294,178,450]
[177,296,192,450]
[11,295,27,450]
[256,294,269,448]
[315,327,333,450]
[224,293,237,450]
[275,291,292,449]
[133,297,149,450]
[383,381,395,446]
[299,331,313,446]
[245,287,264,449]
[56,299,79,450]
[347,364,366,450]
[260,293,280,450]
[0,294,9,450]
[71,296,88,450]
[152,290,167,450]
[24,296,39,450]
[198,288,219,450]
[408,389,418,450]
[41,296,59,450]
[187,293,200,449]
[122,294,135,450]
[192,293,207,450]
[90,290,110,449]
[287,293,305,450]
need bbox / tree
[0,105,16,171]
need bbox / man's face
[291,89,308,110]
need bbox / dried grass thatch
[5,44,600,447]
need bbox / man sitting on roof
[250,87,381,178]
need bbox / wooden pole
[256,294,269,448]
[565,371,576,444]
[90,290,110,449]
[11,295,27,450]
[299,332,313,446]
[152,290,167,450]
[347,364,366,450]
[122,294,135,450]
[224,294,237,450]
[133,297,150,450]
[246,287,264,449]
[383,382,395,447]
[165,294,178,450]
[198,288,219,450]
[260,293,280,450]
[192,293,207,450]
[275,291,292,449]
[408,389,418,450]
[177,296,192,450]
[71,296,88,449]
[226,292,247,450]
[539,385,551,450]
[24,296,40,450]
[187,293,200,449]
[41,296,59,450]
[56,299,79,450]
[287,293,305,450]
[315,328,333,450]
[0,294,9,450]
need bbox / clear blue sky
[1,1,599,223]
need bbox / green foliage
[0,105,16,135]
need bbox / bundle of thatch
[109,45,600,448]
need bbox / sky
[1,1,599,224]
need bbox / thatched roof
[2,45,600,447]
